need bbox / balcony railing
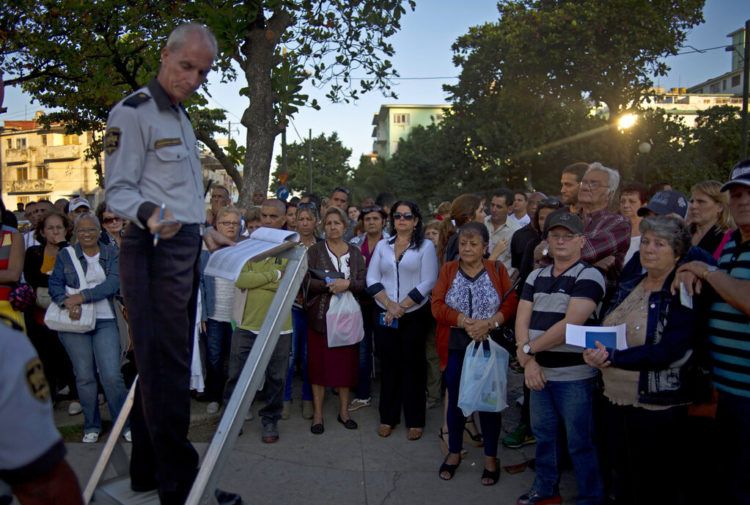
[10,179,54,194]
[43,144,81,162]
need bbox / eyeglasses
[102,217,122,224]
[580,180,608,190]
[77,227,99,235]
[298,202,317,210]
[332,186,350,195]
[217,221,240,227]
[548,232,577,242]
[393,212,414,221]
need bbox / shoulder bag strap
[66,246,89,290]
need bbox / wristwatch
[702,265,718,280]
[522,341,535,356]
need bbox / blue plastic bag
[457,339,509,416]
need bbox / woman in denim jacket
[584,216,700,505]
[49,213,128,444]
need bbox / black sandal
[464,416,483,447]
[481,459,500,486]
[310,422,324,435]
[439,454,461,481]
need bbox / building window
[36,165,49,179]
[723,79,727,90]
[40,134,47,146]
[5,139,10,149]
[709,83,720,93]
[16,138,27,149]
[732,75,741,87]
[393,113,410,125]
[63,134,79,145]
[16,166,29,181]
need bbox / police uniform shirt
[0,325,63,475]
[104,79,205,227]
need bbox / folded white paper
[565,323,628,350]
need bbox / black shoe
[337,414,358,430]
[310,422,324,434]
[439,454,461,481]
[215,489,244,505]
[481,458,500,486]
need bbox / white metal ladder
[83,245,308,504]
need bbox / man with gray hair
[576,162,631,290]
[105,23,230,503]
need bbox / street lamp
[617,112,638,131]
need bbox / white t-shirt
[84,253,114,319]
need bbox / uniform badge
[104,127,121,155]
[26,357,50,402]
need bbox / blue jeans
[284,307,312,402]
[59,319,128,434]
[530,377,603,505]
[355,303,375,399]
[202,319,233,403]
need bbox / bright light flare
[617,113,637,130]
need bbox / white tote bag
[325,292,364,348]
[44,247,96,333]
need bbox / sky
[3,0,749,169]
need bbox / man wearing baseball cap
[67,196,91,219]
[636,189,689,219]
[676,159,750,504]
[515,210,606,505]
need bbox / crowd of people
[2,24,748,505]
[3,156,750,504]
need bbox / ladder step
[92,477,159,505]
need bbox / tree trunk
[238,9,291,208]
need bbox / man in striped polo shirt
[515,211,605,505]
[677,159,750,505]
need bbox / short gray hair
[586,162,621,200]
[166,23,218,58]
[639,215,691,259]
[74,213,101,233]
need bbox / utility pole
[741,19,750,160]
[307,129,312,193]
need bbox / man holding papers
[223,199,292,444]
[514,211,605,505]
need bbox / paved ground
[58,371,577,505]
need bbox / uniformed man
[104,23,231,504]
[0,320,82,504]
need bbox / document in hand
[565,323,628,350]
[203,227,300,281]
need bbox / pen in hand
[153,203,166,247]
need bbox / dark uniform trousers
[120,223,201,504]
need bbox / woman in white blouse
[366,201,439,439]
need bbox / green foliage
[2,1,415,202]
[440,0,705,195]
[270,132,352,198]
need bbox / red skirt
[307,328,359,388]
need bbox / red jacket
[431,259,518,370]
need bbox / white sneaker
[123,430,132,443]
[206,402,220,415]
[68,401,83,416]
[82,432,99,443]
[57,385,70,396]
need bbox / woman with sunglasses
[366,201,439,439]
[95,202,125,249]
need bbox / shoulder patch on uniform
[103,127,121,155]
[26,357,50,402]
[123,92,152,108]
[154,138,183,149]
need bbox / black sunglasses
[298,202,317,210]
[393,212,414,221]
